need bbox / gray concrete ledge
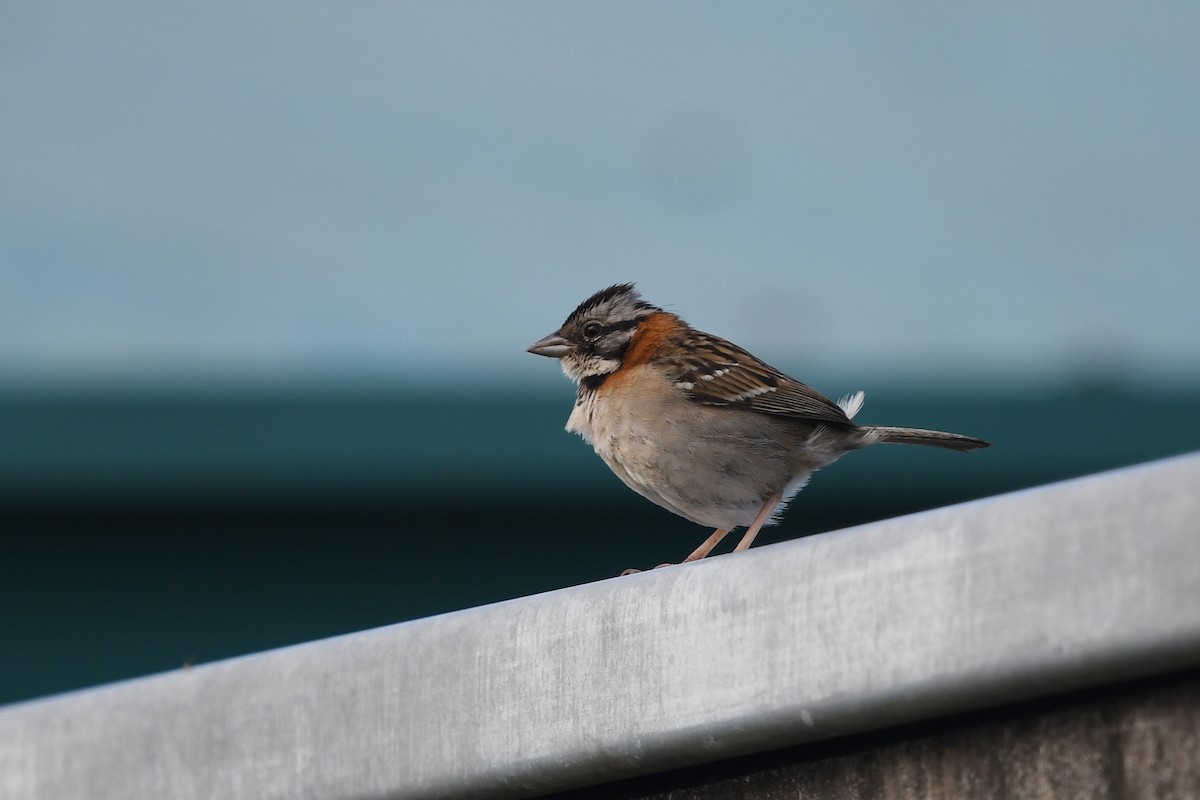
[3,453,1199,800]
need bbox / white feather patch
[837,390,866,419]
[730,385,774,401]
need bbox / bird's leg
[732,493,781,552]
[684,528,731,562]
[619,528,732,576]
[622,511,771,576]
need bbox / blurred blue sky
[3,3,1197,391]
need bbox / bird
[527,283,989,572]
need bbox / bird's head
[527,283,661,383]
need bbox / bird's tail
[863,426,990,452]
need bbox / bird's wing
[664,329,854,426]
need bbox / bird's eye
[582,321,604,339]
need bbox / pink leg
[684,528,731,562]
[732,493,781,552]
[619,528,731,575]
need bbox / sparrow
[528,283,989,571]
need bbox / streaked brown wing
[665,330,853,425]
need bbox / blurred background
[3,3,1198,706]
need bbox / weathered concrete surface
[2,453,1198,800]
[550,668,1200,800]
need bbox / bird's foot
[619,563,675,576]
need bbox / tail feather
[865,426,990,452]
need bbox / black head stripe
[597,317,640,334]
[563,283,657,327]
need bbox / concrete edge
[2,453,1199,799]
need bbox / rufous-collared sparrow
[528,283,989,572]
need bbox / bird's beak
[527,332,572,359]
